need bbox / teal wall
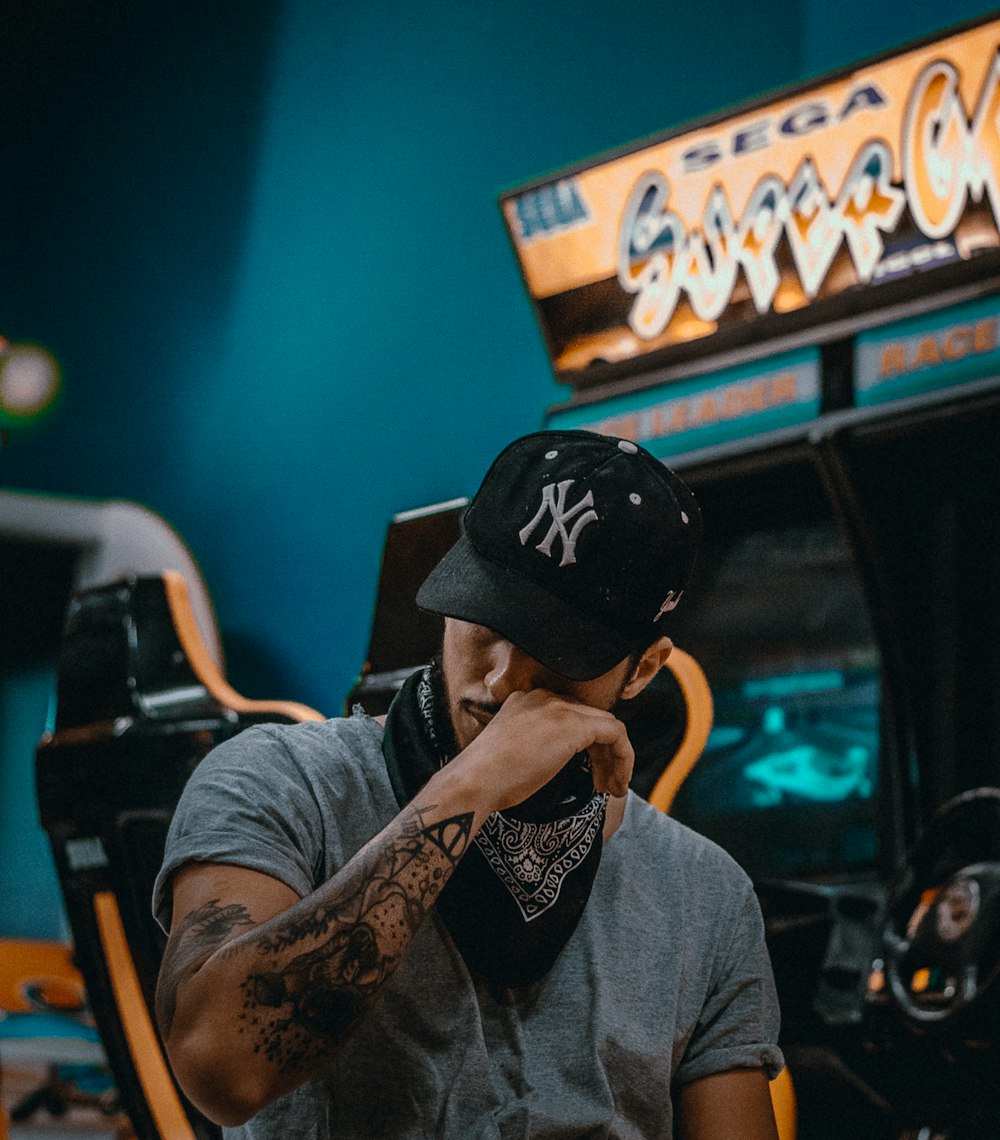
[0,0,996,936]
[0,669,62,938]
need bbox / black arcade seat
[36,572,323,1140]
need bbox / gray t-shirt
[154,711,783,1139]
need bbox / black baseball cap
[416,430,702,680]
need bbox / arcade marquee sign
[501,15,1000,385]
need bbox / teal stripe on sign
[855,293,1000,407]
[546,348,821,459]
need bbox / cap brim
[415,534,638,681]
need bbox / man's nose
[485,640,543,701]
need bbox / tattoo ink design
[238,805,473,1072]
[156,899,254,1038]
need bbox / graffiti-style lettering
[784,158,842,294]
[617,139,905,338]
[903,51,1000,239]
[616,172,684,338]
[835,142,907,280]
[735,178,785,312]
[679,187,740,321]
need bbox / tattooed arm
[156,768,480,1127]
[157,687,637,1126]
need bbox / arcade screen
[669,521,881,882]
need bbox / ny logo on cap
[519,479,598,567]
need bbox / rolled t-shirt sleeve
[674,885,784,1086]
[152,724,326,932]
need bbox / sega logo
[681,83,888,173]
[514,179,590,241]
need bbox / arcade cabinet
[498,13,1000,1136]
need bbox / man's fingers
[588,739,634,799]
[465,690,634,812]
[578,713,634,798]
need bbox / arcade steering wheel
[884,787,1000,1031]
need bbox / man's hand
[454,689,635,815]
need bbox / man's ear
[620,636,673,701]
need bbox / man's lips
[460,699,500,728]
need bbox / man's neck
[603,794,627,841]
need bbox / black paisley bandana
[381,663,608,988]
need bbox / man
[154,430,783,1138]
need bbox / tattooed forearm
[417,808,475,862]
[252,804,471,956]
[237,805,473,1071]
[157,899,255,1038]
